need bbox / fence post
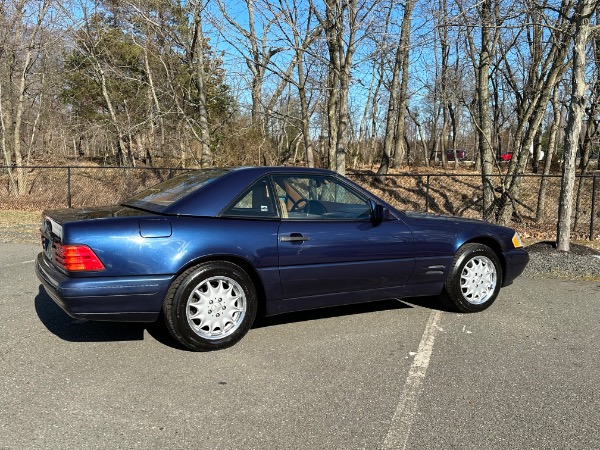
[590,174,597,241]
[67,167,72,208]
[482,179,485,220]
[425,175,430,212]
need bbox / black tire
[163,261,257,351]
[440,243,502,313]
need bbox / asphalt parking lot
[1,243,599,449]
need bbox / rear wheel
[441,243,502,313]
[163,261,257,351]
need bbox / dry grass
[0,209,42,244]
[0,210,41,226]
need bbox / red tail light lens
[54,244,105,272]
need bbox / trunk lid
[41,205,157,268]
[43,205,155,225]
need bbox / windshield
[123,169,229,212]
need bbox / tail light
[54,244,105,272]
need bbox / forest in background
[1,0,599,250]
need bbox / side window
[272,175,371,220]
[222,177,277,218]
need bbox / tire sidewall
[447,244,502,312]
[171,261,257,351]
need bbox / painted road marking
[382,310,443,449]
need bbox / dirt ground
[0,210,41,244]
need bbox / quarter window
[222,178,277,218]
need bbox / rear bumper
[502,248,529,287]
[35,252,174,322]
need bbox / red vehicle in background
[446,149,468,161]
[499,152,513,161]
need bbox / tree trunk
[298,68,314,168]
[536,86,561,223]
[496,5,573,225]
[477,0,496,221]
[574,104,597,228]
[574,8,600,228]
[0,82,16,193]
[11,1,51,194]
[378,0,415,175]
[439,0,453,170]
[358,62,379,168]
[142,32,165,161]
[98,64,129,166]
[406,108,430,167]
[326,66,339,171]
[322,0,341,171]
[191,6,212,168]
[557,0,595,252]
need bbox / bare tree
[126,0,168,163]
[72,3,137,166]
[377,0,416,176]
[357,6,391,169]
[535,84,563,223]
[1,0,52,194]
[438,0,457,169]
[216,0,286,129]
[268,0,323,167]
[557,0,597,251]
[496,0,573,224]
[189,1,213,167]
[573,7,600,228]
[311,0,377,174]
[459,0,500,220]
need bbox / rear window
[123,169,229,212]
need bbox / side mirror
[370,201,389,225]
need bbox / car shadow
[400,296,455,313]
[252,296,450,329]
[35,285,146,342]
[34,285,188,350]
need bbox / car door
[272,174,415,310]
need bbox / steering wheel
[289,197,309,212]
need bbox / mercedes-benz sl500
[36,167,529,351]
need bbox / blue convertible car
[36,166,528,351]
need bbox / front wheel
[440,243,502,313]
[163,261,257,351]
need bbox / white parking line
[382,310,443,449]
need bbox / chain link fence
[0,166,187,210]
[348,171,599,241]
[1,165,598,240]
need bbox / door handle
[280,233,310,243]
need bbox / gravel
[2,219,599,280]
[522,241,600,280]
